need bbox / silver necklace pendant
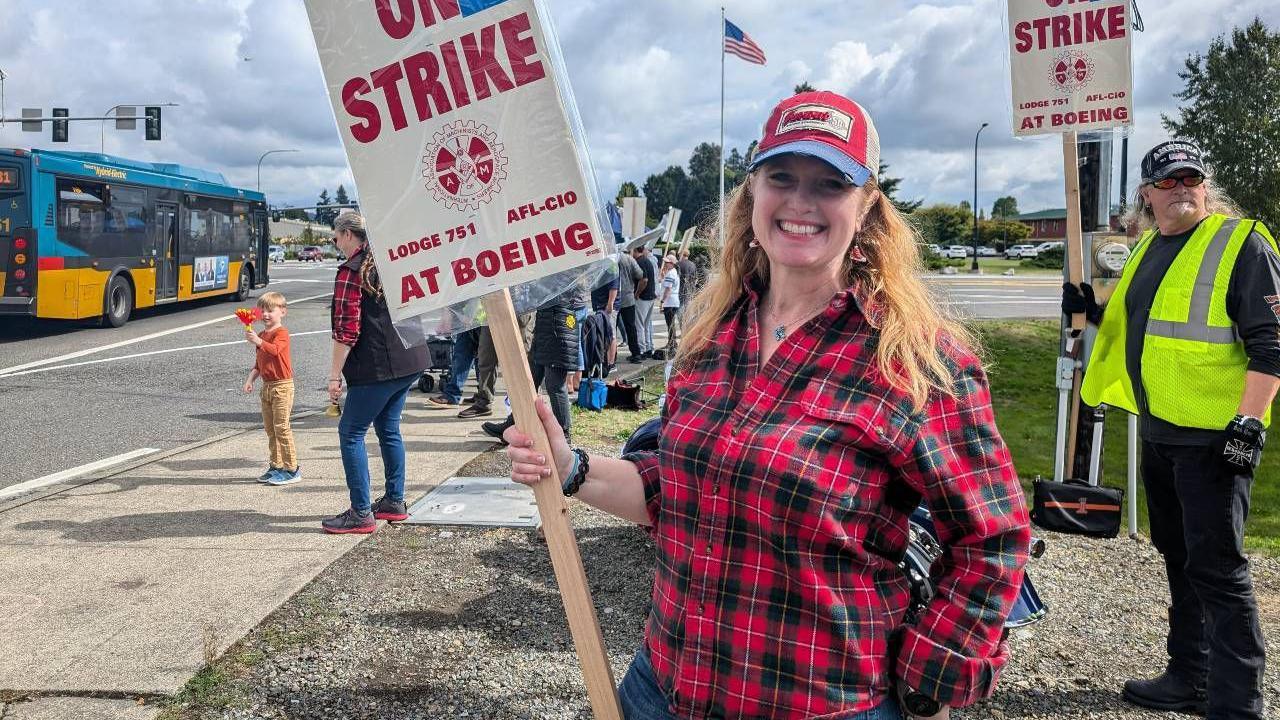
[773,324,787,341]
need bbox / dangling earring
[848,244,868,263]
[748,239,759,248]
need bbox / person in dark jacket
[482,286,585,443]
[324,211,430,534]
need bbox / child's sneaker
[257,466,282,483]
[267,466,302,486]
[371,495,409,522]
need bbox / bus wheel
[230,267,251,302]
[102,275,133,328]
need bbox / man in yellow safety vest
[1064,140,1278,720]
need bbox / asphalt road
[0,261,342,490]
[0,268,1063,491]
[924,274,1062,319]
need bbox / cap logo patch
[777,104,853,142]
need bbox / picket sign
[1061,132,1087,476]
[1006,0,1133,480]
[303,0,620,715]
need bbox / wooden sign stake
[481,288,622,720]
[1061,131,1087,479]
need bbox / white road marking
[0,448,160,501]
[941,299,1060,305]
[0,292,332,378]
[0,330,331,379]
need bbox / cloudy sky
[0,0,1273,216]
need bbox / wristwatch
[901,689,942,716]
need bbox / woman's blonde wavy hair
[675,175,977,411]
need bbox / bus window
[186,205,210,256]
[58,179,108,252]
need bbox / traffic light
[51,108,68,143]
[144,106,162,141]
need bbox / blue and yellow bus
[0,148,271,327]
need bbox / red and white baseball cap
[748,90,880,187]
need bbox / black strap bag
[606,379,646,410]
[1030,478,1124,538]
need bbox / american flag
[724,18,766,65]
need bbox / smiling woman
[503,91,1033,720]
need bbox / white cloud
[0,0,1274,214]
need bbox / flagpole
[719,6,726,248]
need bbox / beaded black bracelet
[561,448,590,497]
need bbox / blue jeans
[618,648,903,720]
[338,373,417,512]
[441,330,479,403]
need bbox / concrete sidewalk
[0,346,663,719]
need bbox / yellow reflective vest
[1081,214,1278,429]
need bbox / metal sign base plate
[404,476,540,528]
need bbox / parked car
[942,245,969,259]
[924,243,943,255]
[1005,244,1038,259]
[977,246,998,257]
[1034,241,1065,255]
[298,245,324,262]
[268,245,285,263]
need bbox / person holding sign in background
[324,211,430,535]
[506,91,1030,719]
[1070,141,1279,719]
[659,253,681,356]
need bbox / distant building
[1016,206,1125,240]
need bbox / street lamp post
[100,102,178,153]
[257,149,299,192]
[971,121,989,272]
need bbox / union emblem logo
[1048,50,1095,95]
[422,120,508,211]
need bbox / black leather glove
[1210,414,1266,477]
[1061,282,1103,325]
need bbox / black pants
[530,362,570,440]
[662,306,679,351]
[619,304,641,358]
[1142,440,1265,719]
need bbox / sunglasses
[1149,174,1205,190]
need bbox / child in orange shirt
[243,291,299,485]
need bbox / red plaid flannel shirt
[625,284,1030,718]
[331,256,363,347]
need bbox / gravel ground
[170,438,1280,720]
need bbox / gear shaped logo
[422,120,508,211]
[1048,49,1095,95]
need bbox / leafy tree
[877,162,922,213]
[794,81,816,94]
[283,208,308,221]
[643,165,692,228]
[910,204,972,246]
[978,218,1032,250]
[334,184,350,208]
[616,181,640,206]
[1163,18,1280,229]
[958,200,971,213]
[991,195,1020,218]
